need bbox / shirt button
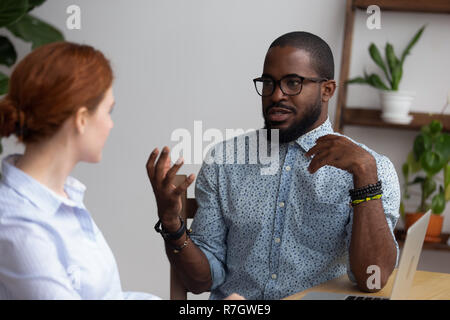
[275,237,281,243]
[285,166,291,171]
[271,274,277,280]
[279,202,285,208]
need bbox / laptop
[301,210,431,300]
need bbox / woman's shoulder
[0,181,41,221]
[0,183,58,253]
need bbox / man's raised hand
[146,146,195,230]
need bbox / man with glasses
[146,31,400,300]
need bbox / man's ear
[321,80,337,103]
[74,106,89,134]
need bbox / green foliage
[0,0,28,27]
[0,0,64,173]
[347,25,426,91]
[7,13,64,49]
[401,120,450,215]
[0,0,64,95]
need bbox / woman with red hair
[0,42,159,299]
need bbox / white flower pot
[379,90,415,124]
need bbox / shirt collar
[294,117,335,153]
[1,154,87,215]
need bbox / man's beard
[263,94,322,143]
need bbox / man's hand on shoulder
[305,134,378,186]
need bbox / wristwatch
[154,216,186,241]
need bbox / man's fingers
[173,174,195,196]
[307,135,341,157]
[308,151,332,173]
[163,157,184,186]
[305,141,332,158]
[155,146,171,184]
[146,148,159,181]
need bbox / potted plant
[401,119,450,242]
[0,0,64,177]
[347,25,425,124]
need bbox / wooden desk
[283,270,450,300]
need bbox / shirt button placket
[266,143,296,298]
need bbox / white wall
[1,0,449,299]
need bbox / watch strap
[154,216,186,241]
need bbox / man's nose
[271,82,287,101]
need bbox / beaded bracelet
[351,194,382,207]
[168,228,193,254]
[350,189,382,201]
[171,237,190,254]
[349,180,382,199]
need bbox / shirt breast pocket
[302,200,349,226]
[299,200,350,253]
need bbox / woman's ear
[321,80,337,103]
[74,106,89,134]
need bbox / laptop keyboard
[345,295,389,300]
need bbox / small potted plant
[401,119,450,242]
[347,25,426,124]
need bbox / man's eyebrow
[261,73,302,78]
[284,73,301,78]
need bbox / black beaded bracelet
[350,189,382,201]
[349,180,382,200]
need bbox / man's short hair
[269,31,334,80]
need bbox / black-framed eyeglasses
[253,74,328,97]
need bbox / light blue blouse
[0,155,159,300]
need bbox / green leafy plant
[0,0,64,169]
[347,25,425,91]
[401,120,450,217]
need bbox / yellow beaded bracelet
[351,194,382,207]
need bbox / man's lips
[267,107,294,122]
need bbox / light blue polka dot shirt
[190,117,400,300]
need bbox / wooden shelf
[353,0,450,14]
[334,0,450,133]
[343,108,450,132]
[334,0,450,255]
[395,229,450,251]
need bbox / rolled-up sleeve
[189,152,228,291]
